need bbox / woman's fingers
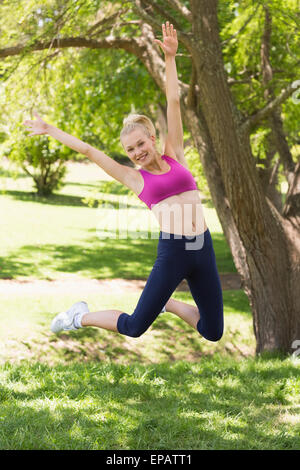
[23,113,43,131]
[162,22,176,38]
[166,21,170,36]
[23,119,38,136]
[155,21,178,56]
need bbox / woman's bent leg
[165,298,200,330]
[186,230,224,342]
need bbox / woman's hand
[23,111,48,136]
[154,21,178,57]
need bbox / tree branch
[163,0,192,23]
[0,21,191,104]
[131,0,167,30]
[0,36,141,59]
[241,81,299,133]
[86,9,128,36]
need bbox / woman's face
[121,129,156,166]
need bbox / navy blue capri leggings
[117,228,224,342]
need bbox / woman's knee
[197,319,223,342]
[126,324,148,338]
[203,328,223,342]
[117,313,148,338]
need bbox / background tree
[9,136,67,196]
[0,0,299,353]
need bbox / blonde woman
[24,22,223,342]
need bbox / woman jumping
[23,22,224,342]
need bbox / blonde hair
[120,113,156,143]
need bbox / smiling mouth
[137,153,148,161]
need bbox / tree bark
[256,131,283,213]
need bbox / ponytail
[120,113,156,141]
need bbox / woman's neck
[143,151,166,172]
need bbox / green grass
[0,158,299,450]
[0,357,299,450]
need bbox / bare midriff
[151,189,207,236]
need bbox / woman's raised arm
[154,22,187,167]
[23,112,138,189]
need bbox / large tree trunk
[186,0,300,353]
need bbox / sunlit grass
[0,357,299,450]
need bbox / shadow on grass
[61,179,132,196]
[1,189,141,209]
[0,358,298,449]
[0,234,159,280]
[1,190,88,207]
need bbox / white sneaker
[51,301,89,333]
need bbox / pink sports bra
[137,154,198,209]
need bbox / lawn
[0,158,299,450]
[0,357,299,450]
